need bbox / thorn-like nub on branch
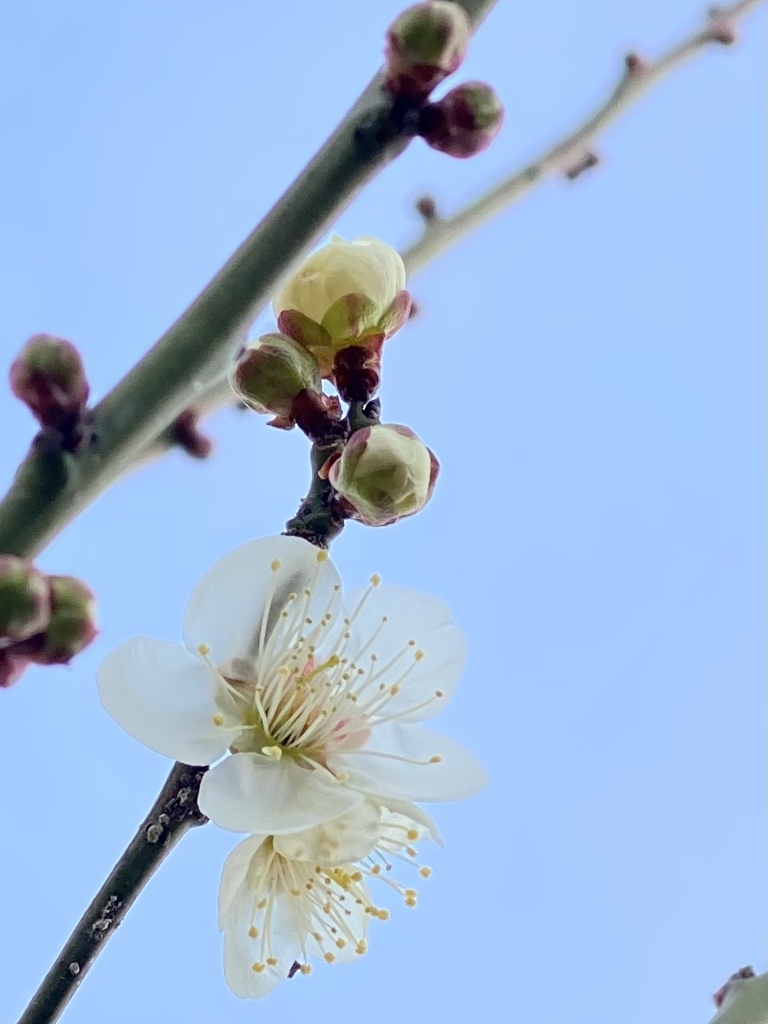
[624,51,648,77]
[706,8,737,45]
[415,195,438,221]
[171,409,213,459]
[563,150,600,181]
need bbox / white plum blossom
[97,535,486,836]
[218,800,439,998]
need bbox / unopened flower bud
[274,237,410,376]
[419,81,504,158]
[10,334,90,430]
[23,575,97,666]
[0,555,51,643]
[231,334,321,428]
[0,648,31,689]
[328,424,439,527]
[385,1,471,100]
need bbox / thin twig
[401,0,763,274]
[16,763,208,1024]
[0,0,497,561]
[130,0,763,461]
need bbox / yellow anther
[323,952,336,964]
[406,847,417,857]
[355,941,367,955]
[256,899,267,909]
[316,550,329,563]
[429,755,443,764]
[329,868,353,889]
[197,643,210,656]
[251,962,265,973]
[266,957,278,967]
[312,931,323,942]
[270,559,281,572]
[404,889,417,898]
[370,573,381,587]
[419,866,433,878]
[377,909,390,921]
[248,927,259,939]
[371,864,382,876]
[212,713,224,727]
[262,745,283,760]
[390,684,401,696]
[289,888,301,897]
[350,871,363,882]
[415,649,425,661]
[335,938,346,949]
[405,896,417,908]
[406,829,419,841]
[300,963,312,975]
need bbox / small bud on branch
[9,334,90,439]
[384,1,471,101]
[418,81,504,158]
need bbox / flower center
[200,554,446,772]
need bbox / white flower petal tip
[218,802,436,999]
[98,535,481,840]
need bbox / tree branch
[120,0,764,466]
[16,762,208,1024]
[0,0,497,561]
[401,0,764,274]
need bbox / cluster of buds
[231,236,438,529]
[0,555,97,688]
[10,333,91,448]
[383,2,504,159]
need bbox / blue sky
[1,2,765,1023]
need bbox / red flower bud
[9,334,90,431]
[419,81,504,158]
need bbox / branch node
[563,150,600,181]
[415,195,439,222]
[706,8,737,45]
[624,51,649,77]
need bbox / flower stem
[16,762,208,1024]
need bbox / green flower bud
[384,1,471,100]
[0,555,51,643]
[328,424,439,527]
[231,334,321,427]
[27,575,97,665]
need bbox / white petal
[376,794,444,843]
[183,536,341,669]
[199,753,363,834]
[274,800,381,865]
[344,585,466,722]
[218,835,269,929]
[97,637,229,765]
[333,722,488,803]
[223,905,299,1000]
